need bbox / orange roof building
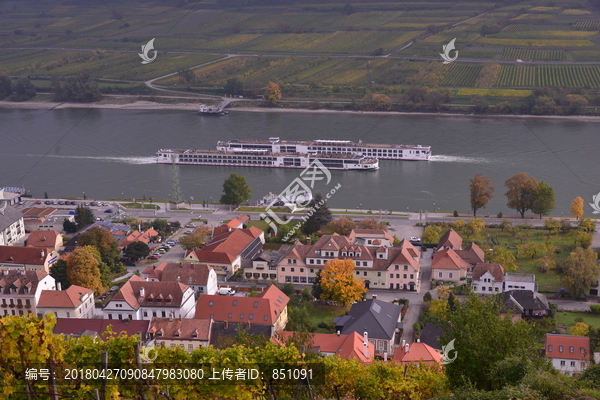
[0,246,59,273]
[142,262,218,295]
[37,284,95,319]
[26,230,63,251]
[148,317,212,352]
[0,270,56,318]
[471,263,505,294]
[393,342,443,365]
[276,331,375,363]
[546,334,590,376]
[436,229,463,251]
[431,249,470,283]
[119,228,159,249]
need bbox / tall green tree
[0,71,13,100]
[54,73,102,102]
[10,77,36,102]
[302,193,332,235]
[63,218,77,233]
[74,204,95,229]
[442,295,538,390]
[77,226,121,267]
[123,241,150,261]
[49,258,70,290]
[220,173,251,207]
[562,247,599,299]
[531,181,555,218]
[504,172,539,218]
[470,173,494,217]
[224,78,244,96]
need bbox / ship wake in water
[430,155,492,163]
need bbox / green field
[556,311,600,330]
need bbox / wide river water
[1,107,599,216]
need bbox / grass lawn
[556,311,600,330]
[121,202,159,209]
[304,302,347,333]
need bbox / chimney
[307,237,311,245]
[337,330,340,337]
[405,343,410,353]
[57,282,61,291]
[363,330,368,343]
[139,287,145,299]
[179,262,183,268]
[362,341,369,358]
[383,352,388,361]
[401,339,406,348]
[169,312,174,322]
[3,270,8,275]
[41,250,45,258]
[247,321,251,329]
[224,321,228,329]
[372,294,377,300]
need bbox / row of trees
[0,72,36,102]
[470,172,557,218]
[51,73,102,102]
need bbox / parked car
[157,249,166,254]
[52,200,58,205]
[185,224,196,228]
[69,210,77,215]
[148,255,160,260]
[44,201,51,205]
[90,201,98,206]
[35,200,42,204]
[70,201,77,205]
[218,287,236,296]
[104,209,114,213]
[184,230,193,234]
[18,200,26,205]
[25,229,31,233]
[410,237,422,245]
[58,201,64,205]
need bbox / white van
[218,287,236,296]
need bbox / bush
[497,212,503,218]
[317,321,328,329]
[423,292,432,302]
[590,304,600,314]
[413,322,422,332]
[453,210,459,217]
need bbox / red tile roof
[472,263,504,282]
[436,229,463,250]
[190,228,262,264]
[432,249,470,271]
[22,207,56,218]
[194,285,288,326]
[110,275,191,310]
[0,270,48,295]
[53,318,151,341]
[37,285,93,308]
[0,246,54,266]
[456,242,485,265]
[276,331,374,362]
[26,230,61,248]
[142,262,214,286]
[226,214,250,229]
[393,342,442,364]
[149,317,211,341]
[546,334,590,360]
[119,228,159,248]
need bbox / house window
[438,272,443,278]
[410,274,414,279]
[449,273,453,279]
[377,341,384,350]
[395,265,399,270]
[118,314,122,320]
[377,272,381,277]
[264,315,268,321]
[153,312,157,317]
[396,274,400,278]
[363,262,367,266]
[233,300,238,306]
[356,261,360,267]
[240,314,244,319]
[228,313,232,318]
[403,274,407,279]
[356,271,360,275]
[209,301,214,307]
[66,312,70,318]
[249,314,254,320]
[570,346,574,353]
[560,360,565,366]
[293,277,299,282]
[162,311,166,317]
[559,346,563,353]
[291,268,295,273]
[404,266,408,271]
[300,277,307,283]
[282,267,286,271]
[269,265,276,271]
[310,269,314,273]
[581,347,585,354]
[285,276,291,282]
[254,301,259,307]
[188,344,193,351]
[571,361,576,367]
[300,268,304,272]
[309,260,314,264]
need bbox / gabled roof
[226,214,250,229]
[109,275,191,310]
[149,317,211,341]
[53,318,150,341]
[0,246,53,266]
[119,228,159,248]
[191,228,263,264]
[455,242,485,265]
[389,243,420,271]
[334,299,401,341]
[21,207,54,219]
[26,230,61,248]
[436,229,463,250]
[195,284,289,326]
[501,290,549,313]
[0,270,48,295]
[142,262,214,285]
[472,263,505,282]
[431,249,470,271]
[545,334,590,360]
[393,342,442,364]
[37,285,92,308]
[276,331,374,362]
[349,229,393,241]
[399,239,420,259]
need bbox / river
[1,107,598,216]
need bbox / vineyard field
[511,13,554,21]
[440,64,483,87]
[491,30,597,39]
[571,50,600,61]
[502,48,566,60]
[456,88,532,97]
[495,65,600,88]
[502,24,535,32]
[478,38,594,47]
[573,21,600,29]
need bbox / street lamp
[433,202,436,213]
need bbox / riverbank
[2,98,600,122]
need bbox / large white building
[103,275,196,321]
[0,190,25,246]
[504,273,537,292]
[37,284,95,319]
[0,270,56,317]
[142,262,218,295]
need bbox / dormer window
[174,329,180,337]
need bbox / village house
[103,275,196,321]
[118,227,159,249]
[142,262,218,295]
[504,273,537,292]
[21,207,67,233]
[393,341,443,365]
[431,249,470,283]
[500,290,549,320]
[0,193,25,246]
[185,226,264,277]
[546,334,590,376]
[471,263,505,294]
[25,230,63,252]
[348,229,394,247]
[148,316,212,352]
[53,318,151,341]
[194,284,289,334]
[334,299,402,357]
[37,284,95,319]
[243,246,289,282]
[0,246,59,273]
[0,270,56,317]
[436,228,462,251]
[276,331,375,363]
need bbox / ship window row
[179,158,273,165]
[180,155,275,160]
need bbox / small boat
[197,104,228,116]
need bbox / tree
[504,172,539,218]
[49,258,70,290]
[66,246,105,295]
[54,73,102,102]
[77,226,121,267]
[224,78,244,96]
[531,181,555,218]
[178,69,196,89]
[428,299,449,322]
[0,71,12,100]
[178,225,211,250]
[10,77,36,102]
[531,95,556,115]
[562,247,599,299]
[63,218,77,233]
[280,282,295,297]
[371,94,392,110]
[484,246,518,271]
[470,173,494,216]
[442,296,538,390]
[570,196,584,220]
[285,305,313,332]
[123,241,150,261]
[570,321,591,336]
[264,81,282,106]
[464,218,485,238]
[329,216,356,235]
[302,193,332,235]
[312,269,323,299]
[74,204,95,229]
[356,217,386,230]
[320,259,367,308]
[565,94,588,115]
[422,225,442,244]
[220,173,251,207]
[471,94,488,114]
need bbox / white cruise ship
[216,137,431,161]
